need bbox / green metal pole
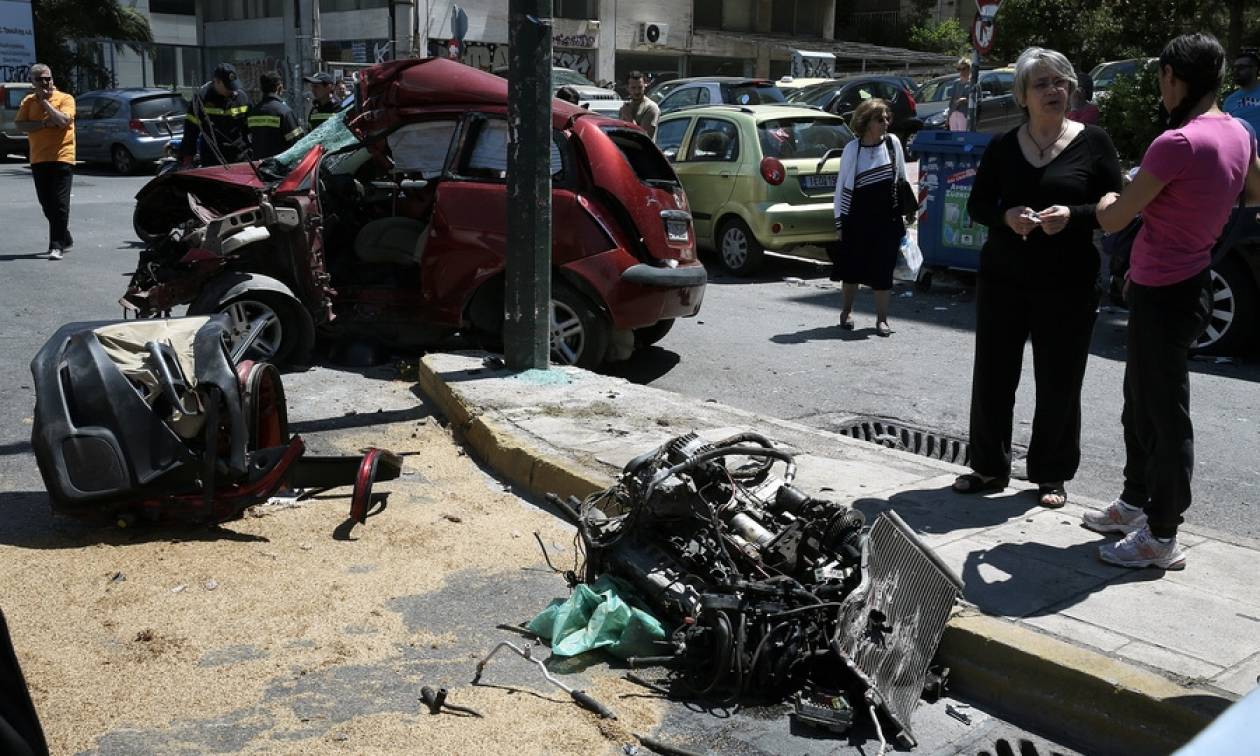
[505,0,553,370]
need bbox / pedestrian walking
[247,70,303,159]
[305,72,340,131]
[618,71,660,139]
[830,98,913,336]
[947,96,969,131]
[1224,50,1260,134]
[953,47,1122,507]
[180,63,251,167]
[14,63,76,260]
[1090,33,1260,570]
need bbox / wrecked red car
[124,58,705,369]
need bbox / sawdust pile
[1,388,663,754]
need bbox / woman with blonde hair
[830,98,913,336]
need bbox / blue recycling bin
[910,130,994,275]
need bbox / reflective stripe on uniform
[310,112,334,122]
[202,106,226,115]
[284,127,303,141]
[248,115,282,128]
[185,113,201,125]
[227,105,249,116]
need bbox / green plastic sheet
[527,575,667,659]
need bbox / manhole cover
[835,418,970,466]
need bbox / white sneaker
[47,249,62,260]
[1098,526,1186,570]
[1082,498,1146,535]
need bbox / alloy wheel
[550,299,586,365]
[1194,269,1235,351]
[113,146,134,174]
[722,226,749,270]
[223,299,285,362]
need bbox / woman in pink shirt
[1092,34,1260,571]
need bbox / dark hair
[259,70,282,94]
[1159,33,1226,129]
[1077,72,1094,101]
[556,86,580,104]
[627,70,646,82]
[1236,50,1260,67]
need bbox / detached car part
[30,316,400,526]
[473,641,616,720]
[569,433,961,746]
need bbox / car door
[93,97,123,158]
[659,86,701,115]
[668,116,742,247]
[74,96,99,160]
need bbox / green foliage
[32,0,153,92]
[909,19,969,56]
[1096,63,1162,164]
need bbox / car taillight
[760,157,785,186]
[906,89,917,113]
[129,118,146,134]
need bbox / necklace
[1026,122,1068,158]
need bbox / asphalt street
[617,253,1260,541]
[0,162,1083,753]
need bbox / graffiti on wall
[0,63,30,83]
[426,38,595,79]
[553,49,593,77]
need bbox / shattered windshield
[264,110,360,176]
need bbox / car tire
[1191,254,1257,356]
[112,145,135,174]
[194,290,306,366]
[550,280,610,370]
[718,218,765,276]
[634,318,675,348]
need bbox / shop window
[556,0,596,20]
[153,45,178,88]
[694,0,722,29]
[205,0,283,20]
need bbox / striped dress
[830,141,904,289]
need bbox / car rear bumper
[752,201,838,250]
[122,133,180,162]
[563,249,706,330]
[0,131,28,152]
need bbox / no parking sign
[970,2,1003,56]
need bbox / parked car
[494,66,623,118]
[124,58,705,370]
[916,68,1021,133]
[774,76,835,96]
[655,104,855,275]
[1108,207,1260,356]
[785,76,922,145]
[655,78,787,114]
[0,81,33,158]
[1090,58,1157,99]
[74,88,186,173]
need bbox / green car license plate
[801,173,837,191]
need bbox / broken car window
[463,119,564,180]
[387,119,459,177]
[267,110,359,175]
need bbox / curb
[416,359,1231,755]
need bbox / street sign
[970,1,1002,56]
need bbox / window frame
[654,116,692,163]
[447,113,570,188]
[685,117,741,163]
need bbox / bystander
[14,63,76,261]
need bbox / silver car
[74,88,187,173]
[0,82,33,158]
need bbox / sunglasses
[35,76,52,83]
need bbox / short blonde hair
[850,98,893,137]
[957,57,972,72]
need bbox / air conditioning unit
[639,22,670,46]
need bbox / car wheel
[634,318,675,348]
[550,281,610,369]
[202,292,304,366]
[718,218,765,276]
[112,145,135,174]
[1191,254,1257,356]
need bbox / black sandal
[952,473,1009,494]
[1038,484,1068,509]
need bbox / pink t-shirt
[1131,114,1254,286]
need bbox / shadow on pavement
[0,490,269,549]
[606,346,681,383]
[853,487,1039,537]
[289,405,431,435]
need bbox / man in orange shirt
[15,63,76,260]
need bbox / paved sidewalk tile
[931,538,1112,618]
[1212,653,1260,697]
[857,481,1043,550]
[1058,579,1260,669]
[1019,613,1131,654]
[791,453,932,501]
[1162,540,1260,609]
[1116,640,1224,682]
[971,509,1129,579]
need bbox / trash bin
[910,130,994,285]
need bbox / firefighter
[247,70,303,159]
[305,71,341,131]
[179,63,251,167]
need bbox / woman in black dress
[953,47,1122,507]
[831,99,912,336]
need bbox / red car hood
[176,162,267,189]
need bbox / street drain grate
[836,418,970,466]
[978,738,1069,756]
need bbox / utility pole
[504,0,553,370]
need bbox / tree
[31,0,152,93]
[909,19,969,57]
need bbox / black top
[308,98,340,131]
[181,81,252,165]
[248,94,303,159]
[967,124,1122,292]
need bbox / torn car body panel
[31,317,400,526]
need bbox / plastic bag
[894,232,923,282]
[527,575,667,659]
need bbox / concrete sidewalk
[418,351,1259,755]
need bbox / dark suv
[784,76,921,145]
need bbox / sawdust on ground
[0,386,663,754]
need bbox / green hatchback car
[654,104,854,275]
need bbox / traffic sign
[970,1,1002,55]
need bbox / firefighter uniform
[181,81,251,165]
[308,99,340,132]
[247,94,303,159]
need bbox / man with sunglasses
[15,63,76,260]
[1224,51,1260,135]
